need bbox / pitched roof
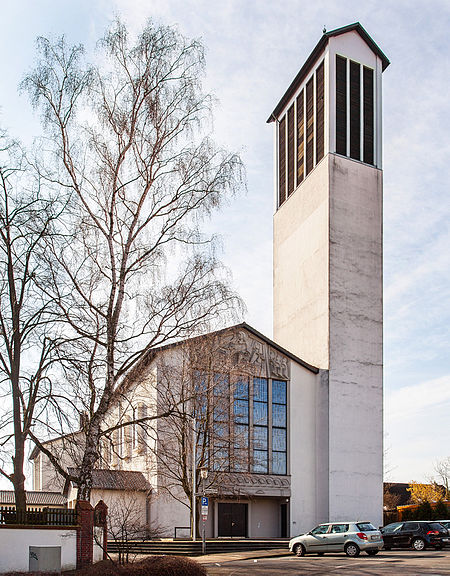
[0,490,67,506]
[268,22,390,123]
[137,322,319,375]
[29,431,83,461]
[67,469,150,492]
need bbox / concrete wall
[328,154,383,526]
[0,528,77,573]
[289,363,326,535]
[273,156,330,368]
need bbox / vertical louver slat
[306,77,314,175]
[363,66,374,165]
[316,60,324,163]
[336,55,347,156]
[287,104,295,196]
[279,116,286,206]
[350,60,360,160]
[296,90,304,186]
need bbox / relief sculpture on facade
[224,329,290,380]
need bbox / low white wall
[0,528,77,573]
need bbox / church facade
[31,23,388,538]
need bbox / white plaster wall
[273,157,330,369]
[328,154,383,527]
[0,528,77,572]
[90,490,148,536]
[150,488,190,538]
[289,363,324,535]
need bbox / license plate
[443,538,449,542]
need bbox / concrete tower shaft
[270,23,388,528]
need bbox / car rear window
[356,522,376,531]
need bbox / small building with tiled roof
[0,490,67,509]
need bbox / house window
[232,377,249,472]
[132,407,139,450]
[212,374,230,471]
[252,377,268,473]
[272,380,287,475]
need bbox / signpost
[200,471,208,555]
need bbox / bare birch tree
[0,130,61,512]
[22,19,244,501]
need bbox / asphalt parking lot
[204,549,450,575]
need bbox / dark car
[381,521,449,551]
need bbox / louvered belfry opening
[296,90,304,186]
[349,60,361,160]
[315,61,325,164]
[363,66,374,165]
[278,116,286,205]
[287,104,295,197]
[305,77,314,176]
[277,59,325,208]
[335,54,375,165]
[335,54,347,156]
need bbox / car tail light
[427,530,439,535]
[356,532,368,540]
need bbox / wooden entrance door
[218,503,248,537]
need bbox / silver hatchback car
[289,521,384,557]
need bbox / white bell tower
[270,23,389,528]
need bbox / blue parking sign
[201,496,208,507]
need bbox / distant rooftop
[67,468,150,492]
[0,490,67,507]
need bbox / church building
[31,22,389,538]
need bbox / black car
[381,521,449,551]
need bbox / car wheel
[366,549,379,556]
[294,544,306,557]
[411,538,425,551]
[345,542,360,557]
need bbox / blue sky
[1,0,450,485]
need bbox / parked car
[381,521,449,551]
[289,521,383,557]
[436,520,450,530]
[436,520,450,545]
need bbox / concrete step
[107,539,289,556]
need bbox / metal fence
[0,506,77,526]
